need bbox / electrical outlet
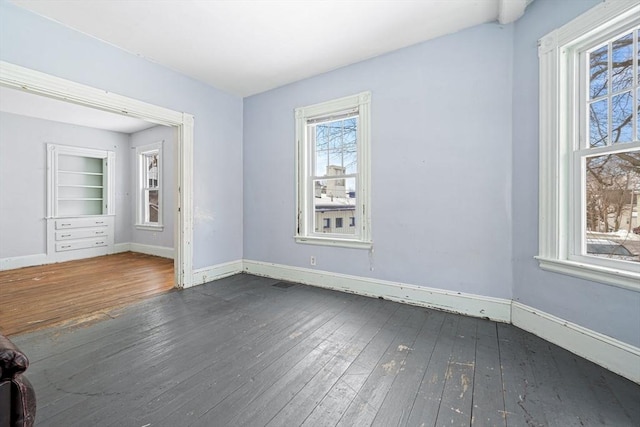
[310,256,316,266]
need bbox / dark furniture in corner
[0,335,36,427]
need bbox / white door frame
[0,61,194,288]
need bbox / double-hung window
[136,141,163,230]
[538,0,640,289]
[295,92,371,248]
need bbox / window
[136,142,163,229]
[295,92,372,248]
[350,216,356,227]
[538,1,640,290]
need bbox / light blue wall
[2,0,637,347]
[0,0,244,269]
[244,23,514,299]
[244,0,639,347]
[0,112,131,257]
[512,0,640,347]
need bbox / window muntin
[586,30,638,148]
[575,26,640,267]
[310,116,359,238]
[136,142,163,229]
[295,92,371,248]
[314,116,358,176]
[537,1,640,289]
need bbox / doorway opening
[0,60,194,288]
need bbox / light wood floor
[0,252,174,336]
[11,274,640,426]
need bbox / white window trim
[537,0,640,291]
[135,141,163,230]
[295,92,372,249]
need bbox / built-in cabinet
[46,215,114,257]
[56,154,107,216]
[46,144,115,262]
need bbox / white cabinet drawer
[47,216,114,260]
[56,228,108,241]
[55,217,109,229]
[56,238,108,252]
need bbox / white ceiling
[11,0,530,97]
[0,86,155,133]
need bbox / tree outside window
[295,92,371,248]
[537,1,640,288]
[583,28,639,262]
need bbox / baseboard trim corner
[128,243,174,259]
[511,302,640,384]
[191,260,244,288]
[242,260,511,322]
[113,243,131,253]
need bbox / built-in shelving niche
[46,144,115,262]
[47,144,115,217]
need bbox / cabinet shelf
[47,145,115,262]
[58,184,104,189]
[48,145,115,218]
[58,170,104,176]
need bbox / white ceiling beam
[498,0,529,25]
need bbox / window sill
[535,256,640,291]
[135,224,164,231]
[295,235,372,250]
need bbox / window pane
[589,45,608,99]
[585,152,640,263]
[313,177,356,235]
[589,99,608,147]
[611,33,633,93]
[145,153,159,188]
[612,91,633,143]
[314,116,357,177]
[145,189,159,223]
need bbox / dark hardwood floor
[0,252,174,336]
[11,274,640,426]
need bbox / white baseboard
[191,260,244,288]
[113,243,130,253]
[512,302,640,384]
[242,260,512,322]
[1,243,172,271]
[0,253,49,271]
[3,251,636,383]
[128,243,174,259]
[241,261,639,382]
